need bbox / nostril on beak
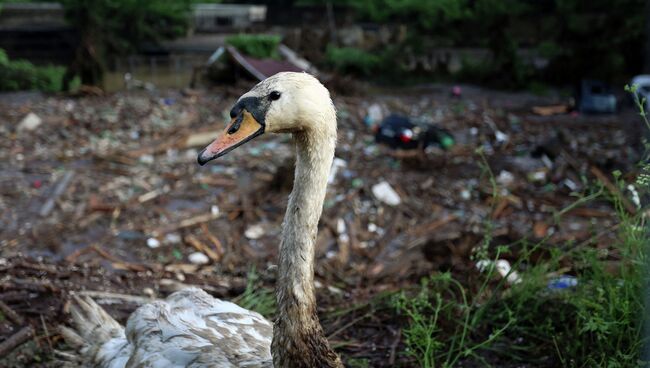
[230,105,241,119]
[227,113,244,135]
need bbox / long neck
[272,126,342,368]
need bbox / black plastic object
[374,114,455,150]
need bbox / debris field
[0,84,643,366]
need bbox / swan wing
[63,287,273,368]
[125,287,273,367]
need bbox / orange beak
[197,110,264,165]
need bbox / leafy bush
[325,46,382,77]
[0,49,65,92]
[225,34,281,59]
[0,48,8,65]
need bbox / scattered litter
[476,259,521,284]
[164,233,182,244]
[495,130,509,144]
[364,103,384,127]
[142,287,155,297]
[496,170,515,187]
[576,80,617,114]
[329,158,347,183]
[139,154,155,165]
[17,112,42,131]
[460,189,471,200]
[372,181,401,206]
[532,105,569,116]
[337,218,350,243]
[374,114,455,150]
[245,224,266,240]
[314,280,343,295]
[627,184,641,208]
[547,275,578,290]
[188,252,210,265]
[146,238,161,249]
[0,81,632,360]
[39,171,75,217]
[528,170,547,182]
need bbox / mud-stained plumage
[61,288,272,367]
[62,72,344,368]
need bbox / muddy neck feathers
[60,72,343,368]
[264,74,341,367]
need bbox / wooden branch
[40,170,75,217]
[0,326,34,357]
[76,291,153,305]
[151,212,219,237]
[200,223,225,257]
[0,300,24,326]
[185,235,220,263]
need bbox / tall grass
[392,89,649,366]
[233,266,276,318]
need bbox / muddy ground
[0,83,644,367]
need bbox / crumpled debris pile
[0,84,643,365]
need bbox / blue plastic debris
[547,275,578,290]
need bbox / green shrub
[0,49,65,92]
[325,46,381,77]
[0,48,8,65]
[225,34,281,59]
[391,136,650,366]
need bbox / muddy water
[104,54,208,92]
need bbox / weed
[392,110,649,366]
[325,46,381,77]
[0,48,65,92]
[225,34,281,59]
[233,266,276,318]
[346,357,370,368]
[392,270,514,368]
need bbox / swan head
[198,72,335,165]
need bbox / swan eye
[269,91,281,101]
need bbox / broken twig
[40,170,75,217]
[0,300,24,326]
[0,325,34,357]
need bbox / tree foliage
[59,0,194,86]
[226,34,282,59]
[0,48,66,92]
[306,0,646,86]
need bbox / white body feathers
[62,288,273,368]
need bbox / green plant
[0,48,8,65]
[392,267,514,368]
[0,49,65,92]
[325,46,381,77]
[225,34,281,59]
[60,0,194,86]
[392,110,649,366]
[233,266,276,318]
[346,357,370,368]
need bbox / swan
[61,72,343,368]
